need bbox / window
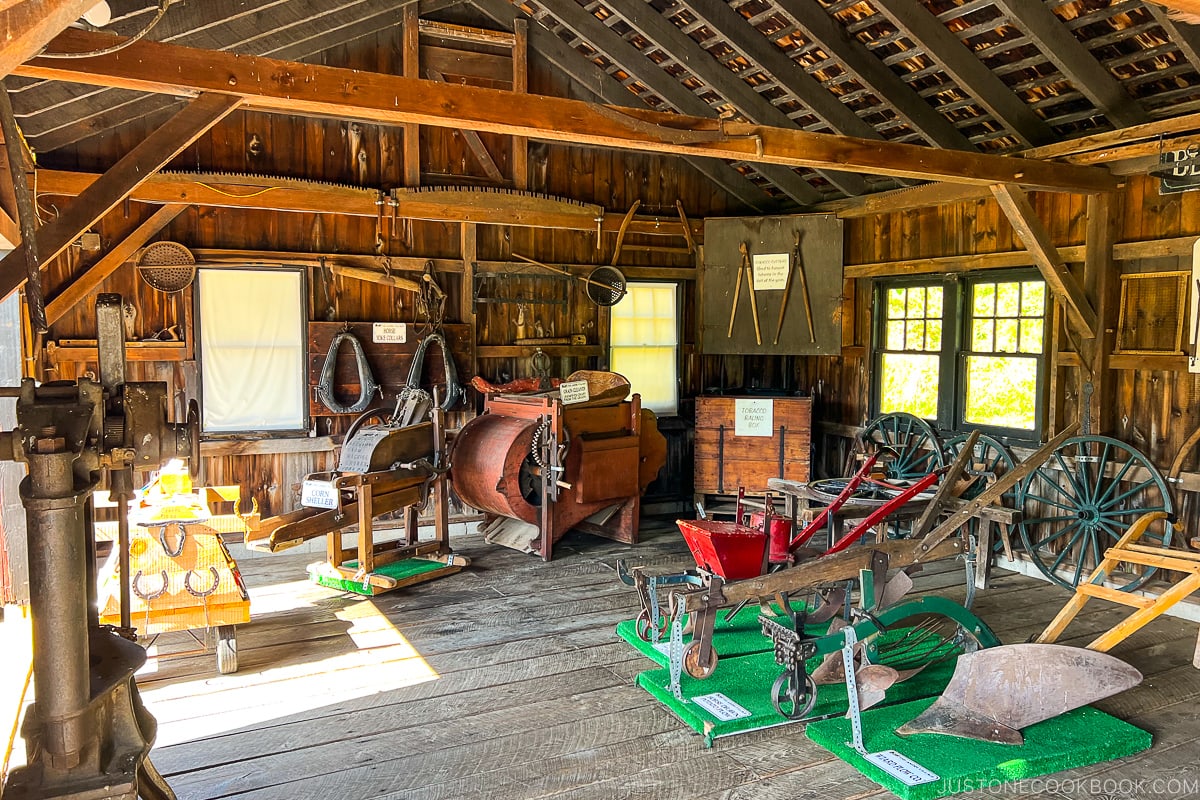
[610,282,679,415]
[198,269,307,433]
[873,272,1048,439]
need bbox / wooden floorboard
[143,518,1200,800]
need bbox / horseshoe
[158,524,186,558]
[132,570,169,601]
[184,566,221,598]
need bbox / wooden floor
[140,519,1200,800]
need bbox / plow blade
[896,643,1141,744]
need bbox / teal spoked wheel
[851,412,944,483]
[943,432,1018,553]
[1017,435,1174,591]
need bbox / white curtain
[199,269,305,432]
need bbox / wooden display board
[701,215,843,355]
[694,396,812,495]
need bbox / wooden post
[461,222,478,379]
[1080,191,1121,434]
[402,4,420,187]
[512,18,528,189]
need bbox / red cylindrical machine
[450,413,541,524]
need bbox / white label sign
[735,399,774,437]
[692,693,752,722]
[862,750,939,787]
[560,380,591,405]
[652,641,672,655]
[752,253,790,290]
[372,322,407,344]
[301,479,339,509]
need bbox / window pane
[927,286,943,318]
[973,283,995,317]
[609,282,678,414]
[879,353,939,421]
[907,287,926,318]
[1020,319,1044,354]
[972,319,993,351]
[996,319,1019,353]
[927,320,942,350]
[199,270,306,433]
[963,356,1038,430]
[996,282,1020,317]
[888,288,906,319]
[906,320,926,350]
[1021,281,1045,316]
[886,320,905,350]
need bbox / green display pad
[614,600,829,666]
[806,697,1152,800]
[635,643,959,745]
[310,558,448,596]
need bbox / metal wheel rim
[1017,435,1174,591]
[944,432,1018,552]
[770,670,817,720]
[852,412,944,483]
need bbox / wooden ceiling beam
[44,203,189,325]
[990,0,1149,128]
[473,0,773,211]
[15,28,1118,193]
[869,0,1055,148]
[0,0,96,79]
[990,183,1097,339]
[768,0,972,150]
[517,0,800,206]
[0,93,242,303]
[602,0,861,198]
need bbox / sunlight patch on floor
[141,597,440,746]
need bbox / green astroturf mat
[615,600,831,666]
[634,628,962,745]
[309,557,448,595]
[806,697,1152,800]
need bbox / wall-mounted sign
[372,322,407,344]
[734,398,773,436]
[751,253,790,290]
[1158,146,1200,195]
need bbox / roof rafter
[472,0,776,210]
[1143,5,1200,79]
[767,0,971,150]
[13,28,1118,192]
[600,0,866,197]
[989,0,1149,128]
[869,0,1055,148]
[521,0,810,204]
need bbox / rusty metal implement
[896,643,1141,744]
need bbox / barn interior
[4,0,1200,798]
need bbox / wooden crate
[694,396,811,495]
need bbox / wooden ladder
[1038,510,1200,655]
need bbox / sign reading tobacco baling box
[734,399,773,437]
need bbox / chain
[668,595,685,702]
[842,626,868,755]
[648,575,662,644]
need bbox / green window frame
[872,271,1049,442]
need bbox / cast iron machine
[1,294,197,800]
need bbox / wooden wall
[26,23,738,517]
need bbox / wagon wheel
[943,432,1018,554]
[848,412,944,483]
[1017,435,1174,591]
